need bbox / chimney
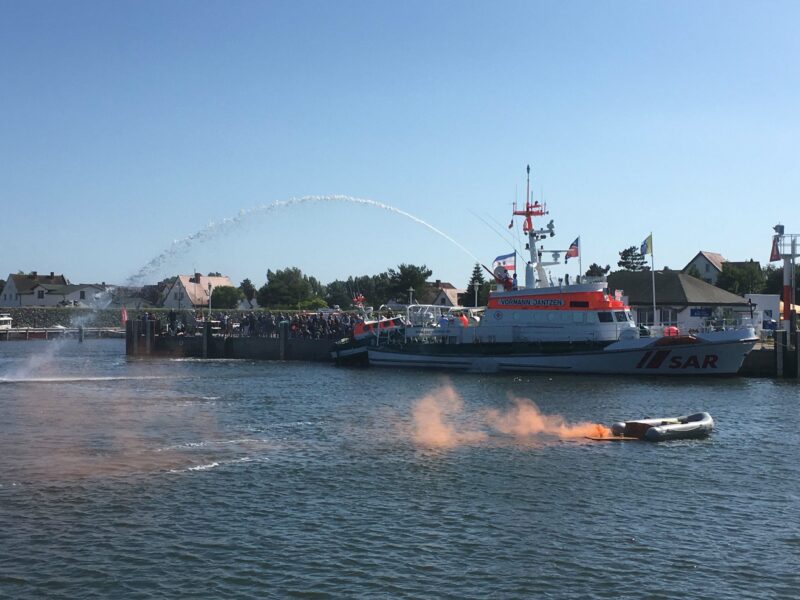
[435,279,441,288]
[30,271,37,279]
[194,272,202,283]
[50,271,54,278]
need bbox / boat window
[586,312,598,323]
[569,301,589,308]
[598,312,613,323]
[614,311,628,322]
[573,312,585,323]
[547,312,556,322]
[562,312,571,322]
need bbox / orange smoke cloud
[410,384,610,448]
[411,385,487,448]
[485,397,611,439]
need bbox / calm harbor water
[1,339,798,599]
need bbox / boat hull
[611,413,714,441]
[366,338,756,375]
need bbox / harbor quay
[126,318,335,362]
[124,318,799,379]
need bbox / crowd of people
[163,309,361,340]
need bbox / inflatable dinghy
[610,412,714,442]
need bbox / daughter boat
[341,170,757,375]
[610,412,714,441]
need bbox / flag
[120,305,128,327]
[770,235,781,262]
[508,217,514,229]
[565,237,580,261]
[640,234,653,256]
[492,252,516,271]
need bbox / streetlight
[407,286,414,305]
[473,281,479,307]
[207,282,212,320]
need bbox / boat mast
[513,165,553,288]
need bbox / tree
[257,267,313,308]
[307,275,326,299]
[324,280,353,309]
[762,264,800,298]
[584,263,610,277]
[207,271,222,277]
[141,276,176,305]
[716,261,764,295]
[464,263,490,307]
[387,263,433,304]
[763,265,783,295]
[617,246,648,272]
[298,297,328,310]
[210,286,244,309]
[347,273,392,307]
[686,265,702,280]
[239,278,256,303]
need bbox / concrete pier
[126,319,334,362]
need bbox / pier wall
[126,320,333,362]
[0,307,126,329]
[739,348,777,377]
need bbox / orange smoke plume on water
[411,385,487,448]
[410,384,610,448]
[486,397,611,439]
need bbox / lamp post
[207,282,212,320]
[473,281,479,307]
[407,286,414,306]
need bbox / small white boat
[0,314,12,330]
[611,412,714,441]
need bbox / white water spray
[126,195,481,285]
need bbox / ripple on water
[1,348,799,598]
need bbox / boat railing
[640,318,755,338]
[579,275,608,285]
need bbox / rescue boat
[610,412,714,441]
[340,167,758,374]
[330,314,405,365]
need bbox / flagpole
[578,236,582,281]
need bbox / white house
[682,251,727,285]
[30,283,109,307]
[0,272,69,307]
[428,280,464,307]
[682,251,762,286]
[745,293,780,332]
[161,273,236,309]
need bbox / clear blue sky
[2,1,798,290]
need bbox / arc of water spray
[126,195,481,285]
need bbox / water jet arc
[126,195,480,285]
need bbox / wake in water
[410,383,611,448]
[0,375,170,384]
[126,195,481,284]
